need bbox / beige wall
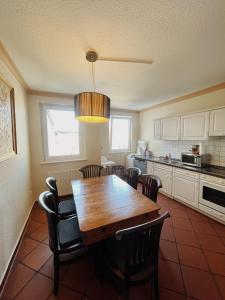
[140,88,225,156]
[0,60,32,284]
[28,95,139,198]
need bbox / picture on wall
[0,76,17,162]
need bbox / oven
[199,175,225,222]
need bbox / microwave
[181,153,210,167]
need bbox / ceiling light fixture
[74,51,110,123]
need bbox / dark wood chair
[103,211,170,300]
[79,164,103,178]
[141,175,162,202]
[112,165,126,179]
[46,177,76,218]
[38,191,83,295]
[125,167,141,189]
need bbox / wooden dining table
[71,175,160,245]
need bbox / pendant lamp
[74,51,110,123]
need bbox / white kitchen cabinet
[161,117,180,140]
[153,164,172,197]
[181,112,209,140]
[172,168,199,208]
[147,161,154,174]
[209,108,225,136]
[153,119,161,140]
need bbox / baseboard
[0,200,36,296]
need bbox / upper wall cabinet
[153,119,161,140]
[161,117,180,140]
[181,112,209,140]
[209,108,225,136]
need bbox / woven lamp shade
[74,92,110,123]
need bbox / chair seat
[58,217,82,249]
[58,198,76,216]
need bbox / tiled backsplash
[150,137,225,167]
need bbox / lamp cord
[91,62,96,91]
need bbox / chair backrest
[38,191,59,251]
[115,211,170,279]
[125,167,141,189]
[112,165,125,179]
[141,174,162,202]
[79,164,103,178]
[46,177,59,203]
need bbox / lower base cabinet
[153,165,172,197]
[172,173,199,208]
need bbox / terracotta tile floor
[1,193,225,300]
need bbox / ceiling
[0,0,225,110]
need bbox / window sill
[40,158,87,165]
[109,150,133,154]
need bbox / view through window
[110,116,132,151]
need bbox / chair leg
[53,253,59,295]
[153,268,159,300]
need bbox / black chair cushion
[58,217,82,249]
[58,199,76,216]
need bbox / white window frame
[40,103,86,163]
[109,115,132,153]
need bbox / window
[41,104,86,161]
[110,116,132,152]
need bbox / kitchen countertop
[134,155,225,179]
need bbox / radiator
[47,169,81,195]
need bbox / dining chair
[38,191,83,295]
[141,174,162,202]
[79,164,103,178]
[103,211,170,300]
[46,177,76,218]
[112,165,126,179]
[125,167,141,189]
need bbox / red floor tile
[182,265,221,300]
[22,243,52,271]
[186,208,210,223]
[48,285,82,300]
[211,222,225,238]
[25,220,42,236]
[160,287,186,300]
[159,259,184,294]
[214,274,225,300]
[172,217,193,231]
[160,240,179,263]
[14,273,52,300]
[39,256,68,280]
[204,250,225,276]
[16,238,39,261]
[197,233,225,254]
[161,223,175,242]
[177,244,208,270]
[174,228,200,247]
[29,224,48,242]
[170,207,189,219]
[191,220,217,236]
[1,263,35,299]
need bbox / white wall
[140,88,225,164]
[0,61,32,284]
[27,95,139,198]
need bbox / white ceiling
[0,0,225,110]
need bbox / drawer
[200,174,225,185]
[173,167,200,180]
[154,163,172,172]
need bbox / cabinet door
[147,161,154,175]
[209,108,225,136]
[161,117,180,140]
[153,167,172,197]
[172,174,199,208]
[153,119,161,140]
[181,112,209,140]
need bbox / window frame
[109,115,132,153]
[40,103,86,162]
